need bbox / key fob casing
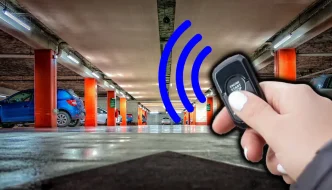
[212,54,266,129]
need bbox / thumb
[228,90,281,141]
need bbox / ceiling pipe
[253,0,332,71]
[298,67,332,79]
[0,54,34,58]
[297,53,332,57]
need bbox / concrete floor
[0,125,264,189]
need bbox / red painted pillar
[107,91,116,126]
[138,107,142,125]
[84,78,97,127]
[183,111,187,125]
[207,97,213,125]
[120,98,127,126]
[34,50,57,128]
[274,49,296,80]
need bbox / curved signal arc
[191,46,212,103]
[158,20,191,123]
[176,34,202,113]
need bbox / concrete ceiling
[1,0,332,112]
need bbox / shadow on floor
[15,152,289,190]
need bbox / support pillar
[138,107,142,125]
[144,110,147,125]
[84,78,97,127]
[186,111,190,125]
[120,98,127,126]
[207,97,213,125]
[274,49,297,80]
[192,106,196,125]
[107,91,116,126]
[183,111,187,125]
[34,50,57,128]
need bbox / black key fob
[212,54,266,129]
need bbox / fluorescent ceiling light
[85,71,91,76]
[67,55,79,64]
[117,73,123,77]
[120,92,125,96]
[176,111,182,113]
[150,112,159,114]
[0,94,7,98]
[185,87,209,91]
[3,10,31,31]
[274,34,292,49]
[105,73,113,77]
[109,84,114,89]
[92,72,100,79]
[126,96,130,99]
[104,81,109,86]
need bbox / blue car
[0,89,85,128]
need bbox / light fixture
[126,96,130,99]
[104,81,109,87]
[150,112,159,114]
[117,73,123,77]
[105,73,113,77]
[120,92,125,97]
[274,34,292,49]
[109,84,114,89]
[176,111,182,113]
[3,9,31,31]
[85,71,91,76]
[92,72,100,79]
[67,55,79,64]
[0,94,7,98]
[116,90,119,94]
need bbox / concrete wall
[0,87,18,101]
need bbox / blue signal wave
[158,20,191,123]
[192,46,212,103]
[176,34,202,113]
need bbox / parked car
[142,115,147,124]
[0,89,85,128]
[116,114,122,125]
[161,117,171,125]
[127,114,133,124]
[310,75,332,98]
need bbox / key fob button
[226,75,246,95]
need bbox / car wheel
[57,111,71,127]
[1,123,15,128]
[105,119,107,125]
[68,119,80,127]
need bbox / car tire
[105,119,107,125]
[68,119,80,127]
[57,111,71,127]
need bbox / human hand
[212,81,332,184]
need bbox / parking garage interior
[0,0,332,189]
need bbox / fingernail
[244,147,249,160]
[228,91,247,111]
[277,164,287,174]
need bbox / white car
[80,107,121,126]
[161,117,171,125]
[97,107,107,125]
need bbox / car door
[97,108,107,124]
[2,91,33,122]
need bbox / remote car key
[212,54,266,129]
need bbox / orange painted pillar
[34,50,57,128]
[183,111,187,125]
[207,97,213,125]
[138,107,142,125]
[186,111,190,125]
[84,78,97,127]
[107,91,116,126]
[120,98,127,126]
[274,49,296,80]
[192,106,196,125]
